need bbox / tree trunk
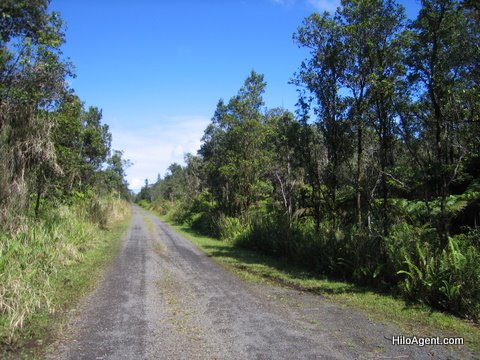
[356,122,363,228]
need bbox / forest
[138,0,480,322]
[0,0,130,345]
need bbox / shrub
[218,215,247,242]
[390,225,480,320]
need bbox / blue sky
[50,0,421,191]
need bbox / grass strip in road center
[142,214,166,256]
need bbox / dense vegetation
[139,0,480,321]
[0,0,131,348]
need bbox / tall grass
[0,195,130,346]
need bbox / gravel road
[48,205,474,359]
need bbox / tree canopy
[0,0,130,224]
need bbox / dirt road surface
[48,206,473,359]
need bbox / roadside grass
[156,215,480,354]
[0,200,131,359]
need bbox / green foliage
[168,200,193,225]
[0,196,130,346]
[102,150,131,199]
[386,222,480,320]
[217,215,247,242]
[189,198,220,237]
[85,195,112,230]
[1,1,131,228]
[0,0,72,222]
[199,71,271,217]
[137,199,151,210]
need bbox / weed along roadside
[145,207,480,355]
[0,198,131,359]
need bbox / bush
[158,196,223,238]
[188,197,221,237]
[389,224,480,320]
[190,210,219,237]
[137,199,151,210]
[232,209,480,320]
[218,215,248,242]
[168,201,192,224]
[233,212,327,271]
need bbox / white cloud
[129,178,144,190]
[306,0,340,12]
[110,115,210,191]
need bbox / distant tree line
[0,0,130,229]
[139,0,479,321]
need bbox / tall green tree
[340,0,406,229]
[0,0,69,222]
[265,109,303,221]
[294,0,406,232]
[200,71,270,218]
[293,11,351,227]
[406,0,480,244]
